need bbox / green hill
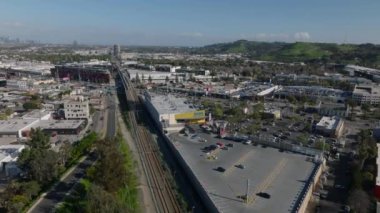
[195,40,380,66]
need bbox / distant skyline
[0,0,380,46]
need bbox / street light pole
[246,179,249,204]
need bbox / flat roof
[146,92,195,115]
[169,131,317,213]
[316,116,340,130]
[128,69,173,76]
[0,119,37,133]
[353,85,380,96]
[22,110,51,119]
[34,120,85,130]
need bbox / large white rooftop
[316,116,340,130]
[0,119,37,133]
[147,93,195,115]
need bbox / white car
[243,140,252,145]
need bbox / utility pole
[246,179,249,204]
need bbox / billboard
[175,110,205,120]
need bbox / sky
[0,0,379,46]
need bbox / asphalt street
[28,93,117,213]
[106,93,116,139]
[28,153,96,213]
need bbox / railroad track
[121,71,181,213]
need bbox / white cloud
[294,32,311,41]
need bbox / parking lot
[169,128,319,213]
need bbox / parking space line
[223,150,255,176]
[206,148,222,160]
[247,158,288,205]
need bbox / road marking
[223,150,254,177]
[247,158,288,205]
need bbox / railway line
[120,70,182,213]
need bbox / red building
[51,64,111,83]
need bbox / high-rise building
[113,44,120,58]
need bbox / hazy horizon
[1,0,379,46]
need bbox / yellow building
[143,92,206,132]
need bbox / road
[28,154,97,213]
[28,93,117,213]
[106,93,116,139]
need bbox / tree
[8,195,28,213]
[135,73,140,84]
[17,128,59,184]
[314,139,330,152]
[297,133,309,145]
[59,141,72,166]
[141,74,145,83]
[212,104,224,119]
[23,102,40,110]
[93,139,127,193]
[21,181,40,201]
[5,108,13,116]
[85,184,125,213]
[348,189,370,213]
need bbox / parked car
[216,167,226,172]
[257,192,271,199]
[236,164,245,169]
[243,140,252,145]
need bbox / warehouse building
[0,119,39,138]
[142,91,205,132]
[33,119,86,135]
[128,69,181,84]
[51,61,111,83]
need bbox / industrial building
[345,65,380,82]
[34,119,86,135]
[0,117,86,139]
[352,84,380,105]
[142,91,205,132]
[128,69,182,84]
[316,116,344,138]
[0,119,39,138]
[51,61,111,83]
[275,86,348,103]
[166,131,323,213]
[176,68,210,76]
[0,60,53,77]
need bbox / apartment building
[64,96,89,119]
